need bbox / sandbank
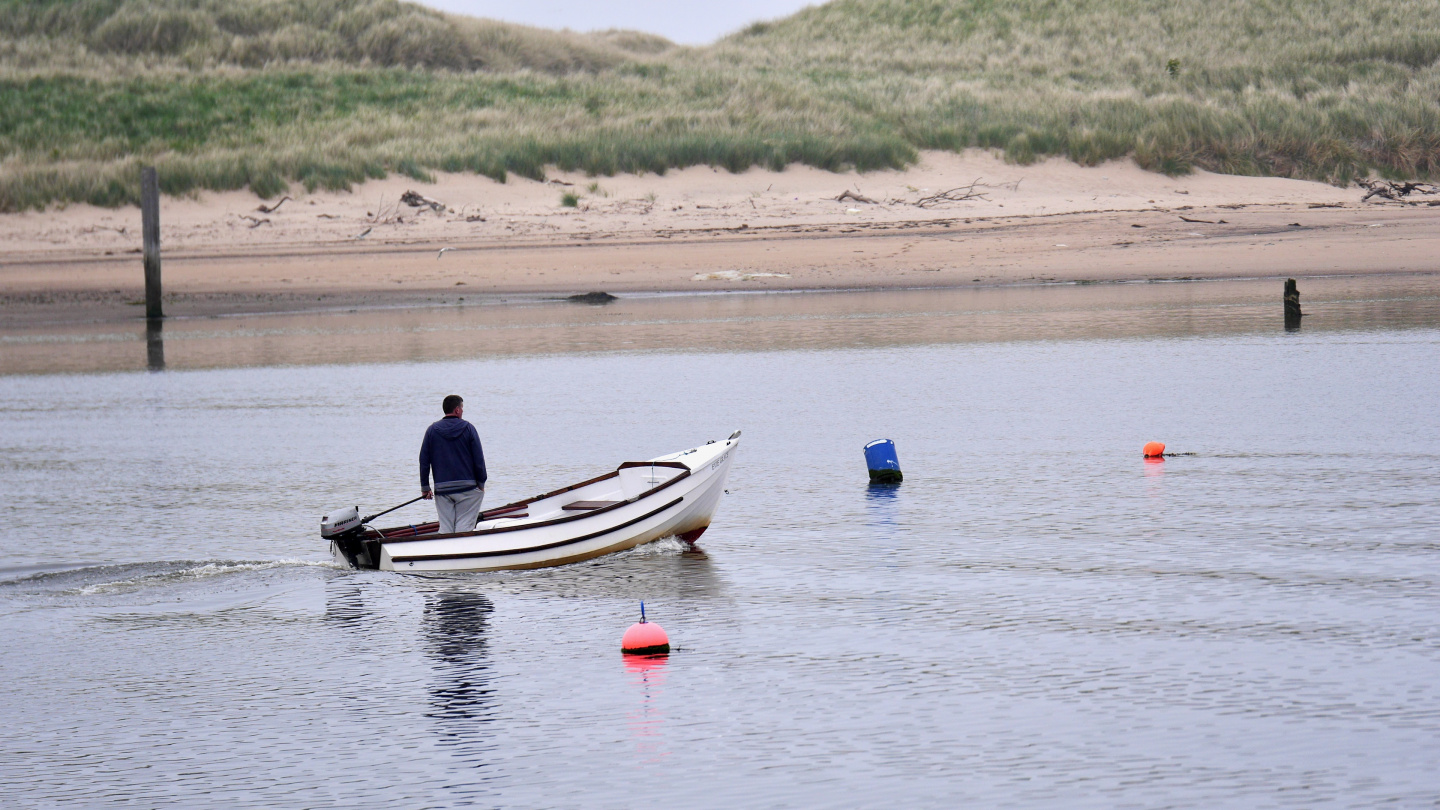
[1,149,1437,328]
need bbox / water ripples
[2,311,1439,807]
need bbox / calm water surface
[2,279,1439,807]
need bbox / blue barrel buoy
[864,439,903,484]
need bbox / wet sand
[4,275,1437,375]
[2,150,1437,330]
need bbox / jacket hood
[432,416,471,440]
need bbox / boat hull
[333,435,738,573]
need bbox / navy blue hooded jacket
[419,415,487,495]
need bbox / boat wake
[1,538,693,598]
[624,537,693,557]
[0,559,342,595]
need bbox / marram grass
[2,0,1439,210]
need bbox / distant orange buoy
[1143,441,1166,458]
[622,601,670,655]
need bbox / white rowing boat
[326,431,740,572]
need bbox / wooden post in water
[145,318,165,371]
[1284,278,1302,330]
[141,166,163,320]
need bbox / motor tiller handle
[363,495,425,525]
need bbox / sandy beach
[2,149,1437,327]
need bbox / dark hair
[442,395,463,414]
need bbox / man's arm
[419,428,434,499]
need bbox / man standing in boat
[420,395,488,534]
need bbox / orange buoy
[1143,441,1166,458]
[622,602,670,655]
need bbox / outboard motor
[321,506,362,539]
[322,495,424,570]
[323,506,378,569]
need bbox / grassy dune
[0,0,671,70]
[2,0,1438,210]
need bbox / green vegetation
[2,0,1439,210]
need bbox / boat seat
[563,500,621,510]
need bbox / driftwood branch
[914,180,990,208]
[400,189,446,212]
[239,215,271,228]
[1358,179,1440,202]
[256,196,292,214]
[835,189,880,204]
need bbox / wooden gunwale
[508,460,686,507]
[372,497,536,538]
[389,496,686,563]
[380,465,693,545]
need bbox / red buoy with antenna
[621,601,670,655]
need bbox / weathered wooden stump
[1284,278,1302,330]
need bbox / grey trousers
[436,488,485,534]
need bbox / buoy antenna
[622,602,669,655]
